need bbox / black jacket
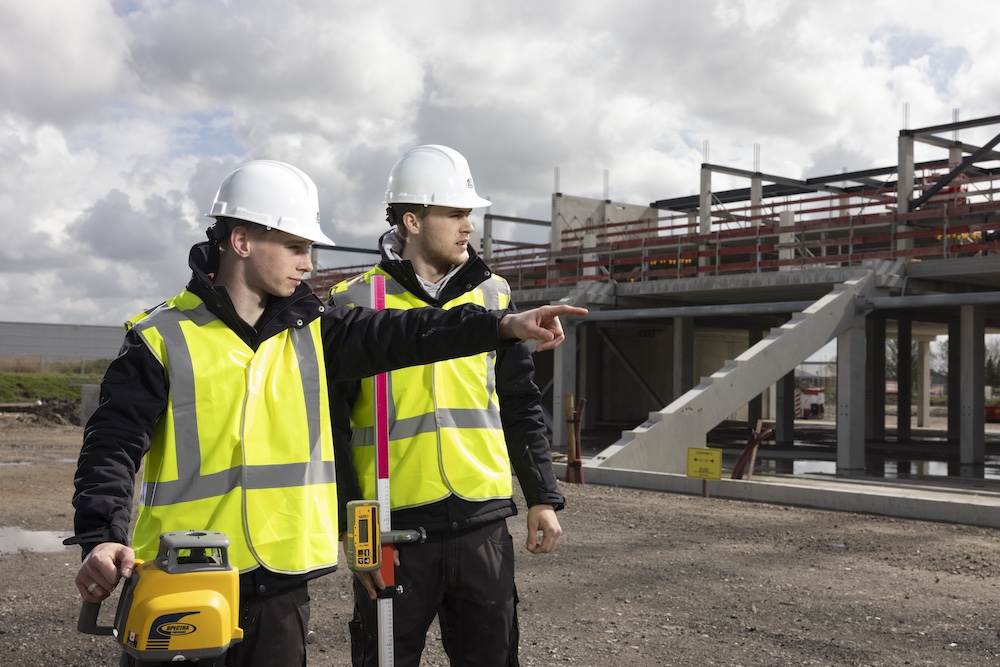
[330,237,565,538]
[70,241,506,592]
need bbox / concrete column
[837,316,867,472]
[948,319,960,443]
[896,133,915,252]
[960,304,986,468]
[748,327,763,428]
[897,133,915,214]
[774,371,796,446]
[751,175,763,270]
[699,166,712,234]
[482,215,494,262]
[582,231,597,278]
[552,321,578,454]
[550,194,563,252]
[916,340,931,428]
[837,188,851,262]
[672,317,694,397]
[897,319,913,441]
[778,210,795,270]
[699,167,712,270]
[580,324,599,431]
[866,317,886,442]
[950,145,963,168]
[750,175,763,222]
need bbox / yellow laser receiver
[77,530,243,664]
[345,500,381,572]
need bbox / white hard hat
[384,145,492,209]
[206,160,335,246]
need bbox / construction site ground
[3,412,1000,666]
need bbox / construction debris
[0,399,81,426]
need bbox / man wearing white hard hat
[331,145,564,666]
[66,159,585,666]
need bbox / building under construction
[311,114,1000,523]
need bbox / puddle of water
[0,527,72,554]
[0,458,78,466]
[754,457,1000,480]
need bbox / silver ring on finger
[86,581,99,594]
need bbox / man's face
[410,205,474,271]
[244,228,314,298]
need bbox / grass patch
[0,373,103,402]
[0,357,111,402]
[0,356,112,375]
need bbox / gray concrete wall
[0,322,124,361]
[550,194,656,252]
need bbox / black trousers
[122,581,311,667]
[350,519,520,667]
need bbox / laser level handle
[385,528,426,544]
[77,600,114,636]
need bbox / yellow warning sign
[687,447,722,480]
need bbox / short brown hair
[386,204,428,241]
[210,217,271,249]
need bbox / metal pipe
[568,291,1000,324]
[861,291,1000,310]
[571,301,815,322]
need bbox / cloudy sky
[2,0,998,326]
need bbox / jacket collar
[375,229,492,306]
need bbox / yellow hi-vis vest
[331,267,513,510]
[127,290,338,574]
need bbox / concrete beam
[554,464,1000,529]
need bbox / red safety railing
[310,170,1000,295]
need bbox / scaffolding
[310,115,1000,295]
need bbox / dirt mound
[1,399,82,426]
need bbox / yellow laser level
[77,530,242,665]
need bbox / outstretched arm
[323,303,588,381]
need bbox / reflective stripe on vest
[331,267,513,509]
[128,291,338,573]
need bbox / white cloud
[0,0,998,324]
[0,0,129,122]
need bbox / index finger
[534,330,565,352]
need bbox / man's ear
[401,211,421,237]
[229,225,252,258]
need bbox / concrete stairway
[586,274,875,474]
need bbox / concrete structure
[551,460,1000,529]
[310,114,1000,513]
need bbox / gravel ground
[3,416,1000,666]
